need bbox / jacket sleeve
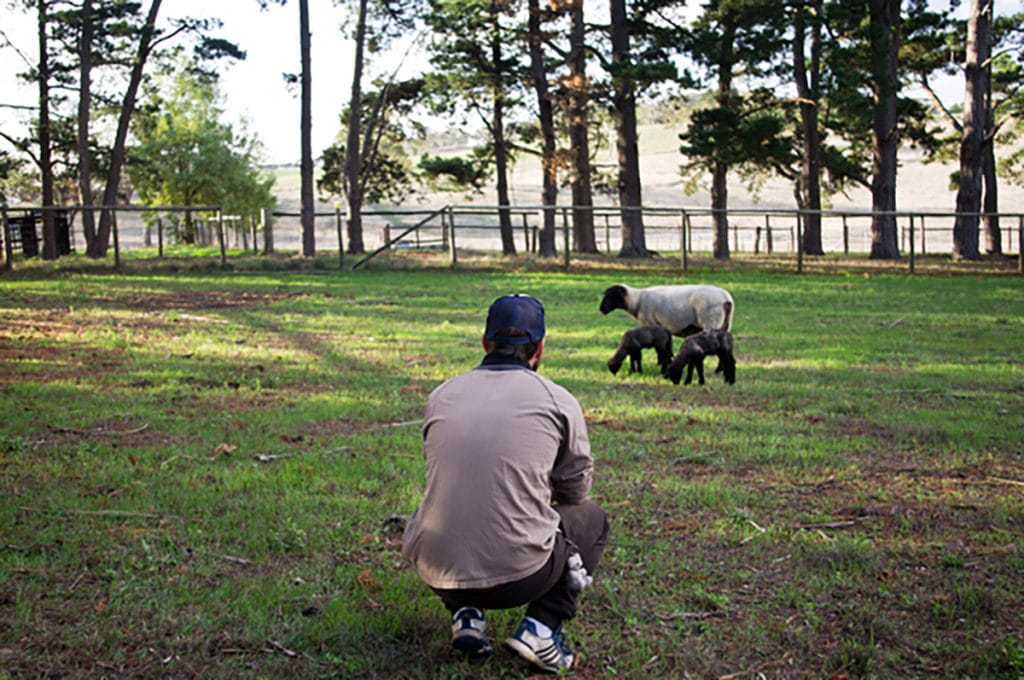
[550,391,593,505]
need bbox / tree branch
[918,74,962,132]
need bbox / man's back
[402,363,591,590]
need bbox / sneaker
[450,607,492,656]
[503,619,574,672]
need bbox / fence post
[217,209,227,267]
[920,215,927,255]
[843,215,849,254]
[913,214,921,274]
[449,207,458,269]
[335,203,345,269]
[522,212,530,253]
[1018,215,1022,274]
[687,212,694,254]
[679,209,688,272]
[796,211,803,274]
[562,207,570,271]
[157,216,164,257]
[2,206,12,270]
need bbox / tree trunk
[91,0,162,258]
[952,0,988,261]
[568,0,596,253]
[610,0,647,258]
[299,0,315,256]
[490,0,515,255]
[711,159,729,260]
[344,0,367,254]
[982,38,999,255]
[952,0,989,260]
[982,134,1000,254]
[528,0,557,258]
[77,0,96,248]
[793,0,823,255]
[492,93,516,255]
[711,14,735,261]
[38,0,57,260]
[868,0,900,260]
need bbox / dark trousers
[432,500,609,630]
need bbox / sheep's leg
[684,361,694,385]
[695,359,706,385]
[656,344,672,372]
[628,349,642,374]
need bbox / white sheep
[599,284,735,336]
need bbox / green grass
[1,253,1022,678]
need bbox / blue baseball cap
[484,294,545,344]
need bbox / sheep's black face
[665,361,684,385]
[600,285,627,315]
[607,358,622,375]
[721,354,736,384]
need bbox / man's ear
[482,335,493,352]
[530,338,545,367]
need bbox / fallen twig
[254,454,293,463]
[655,609,727,622]
[264,639,297,657]
[383,419,421,428]
[160,454,186,469]
[740,519,767,544]
[171,313,228,324]
[47,423,150,437]
[3,541,56,553]
[791,516,869,530]
[69,569,87,591]
[675,451,716,464]
[988,476,1024,488]
[210,553,252,565]
[18,506,177,521]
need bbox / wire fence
[3,202,1022,274]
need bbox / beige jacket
[401,360,593,590]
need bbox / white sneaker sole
[503,636,573,672]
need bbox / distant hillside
[265,123,1024,217]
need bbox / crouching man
[402,294,609,673]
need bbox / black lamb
[608,325,674,375]
[665,302,736,385]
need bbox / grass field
[1,252,1022,678]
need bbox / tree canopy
[128,62,274,242]
[5,0,1023,262]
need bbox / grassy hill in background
[265,122,1024,219]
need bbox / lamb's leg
[684,361,695,385]
[628,348,642,374]
[655,343,672,374]
[695,358,706,385]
